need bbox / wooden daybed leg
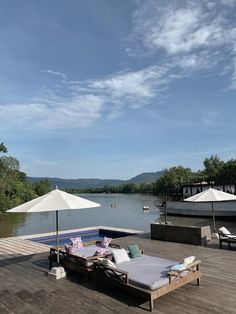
[149,296,154,312]
[196,264,200,286]
[49,251,52,269]
[219,240,222,249]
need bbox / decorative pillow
[218,226,230,235]
[183,256,195,266]
[128,244,142,258]
[65,243,77,255]
[112,248,130,264]
[102,259,116,269]
[96,258,116,269]
[93,247,111,256]
[70,237,84,249]
[101,236,112,248]
[171,263,186,272]
[65,243,71,254]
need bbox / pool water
[29,228,137,246]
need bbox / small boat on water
[143,206,149,211]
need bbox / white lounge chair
[218,227,236,249]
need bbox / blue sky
[1,0,236,179]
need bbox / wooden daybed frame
[93,259,201,311]
[49,241,120,279]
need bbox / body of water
[0,193,236,238]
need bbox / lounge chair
[218,227,236,249]
[93,252,201,311]
[49,240,120,279]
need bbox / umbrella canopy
[7,188,100,213]
[184,188,236,203]
[184,188,236,232]
[7,188,101,265]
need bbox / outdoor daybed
[93,252,201,311]
[49,241,120,279]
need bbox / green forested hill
[27,171,164,190]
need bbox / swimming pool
[29,228,138,246]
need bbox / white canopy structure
[184,188,236,232]
[7,188,101,266]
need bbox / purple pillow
[70,237,84,249]
[65,243,75,255]
[101,236,112,248]
[93,247,111,256]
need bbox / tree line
[1,140,236,212]
[66,155,236,197]
[0,143,51,212]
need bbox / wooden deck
[0,234,235,313]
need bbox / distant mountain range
[27,171,164,189]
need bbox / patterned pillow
[93,247,111,256]
[101,236,112,248]
[102,259,116,269]
[65,243,76,255]
[70,237,84,249]
[65,243,71,254]
[96,258,116,269]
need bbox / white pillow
[102,259,116,269]
[111,248,130,264]
[183,256,195,266]
[219,226,230,235]
[96,258,116,269]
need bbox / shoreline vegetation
[1,141,236,213]
[65,155,236,197]
[0,143,51,213]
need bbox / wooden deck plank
[0,233,236,313]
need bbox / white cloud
[130,0,236,88]
[41,69,67,80]
[0,94,105,129]
[229,57,236,90]
[1,59,183,129]
[2,0,236,131]
[219,0,236,5]
[201,111,219,126]
[132,1,229,55]
[88,65,171,109]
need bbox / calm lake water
[0,193,236,238]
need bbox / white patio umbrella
[7,188,101,266]
[184,188,236,232]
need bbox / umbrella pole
[164,195,167,224]
[211,202,216,233]
[56,210,60,266]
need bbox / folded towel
[183,256,195,266]
[171,263,186,272]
